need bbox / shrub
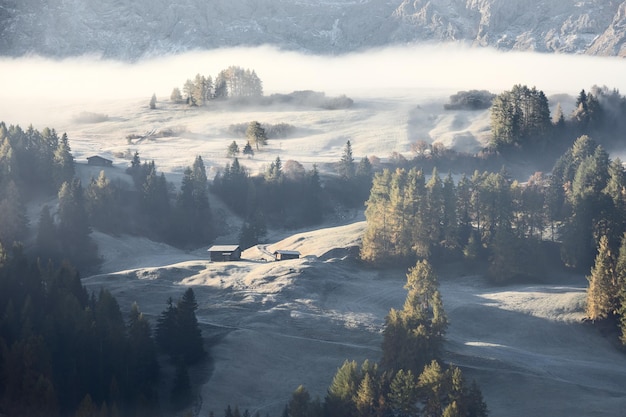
[444,90,495,110]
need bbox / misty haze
[3,3,626,417]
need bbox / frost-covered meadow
[3,47,626,416]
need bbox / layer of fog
[3,44,626,103]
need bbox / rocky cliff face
[1,0,625,59]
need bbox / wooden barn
[208,245,242,262]
[274,250,300,261]
[87,155,113,167]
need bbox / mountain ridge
[1,0,626,59]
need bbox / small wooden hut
[208,245,242,262]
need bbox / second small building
[274,250,301,261]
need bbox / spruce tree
[171,87,183,102]
[354,374,376,417]
[288,385,312,417]
[176,288,205,364]
[246,121,267,150]
[242,141,254,157]
[227,141,240,157]
[53,133,74,188]
[338,140,355,179]
[266,156,283,182]
[302,164,323,225]
[361,169,393,264]
[127,303,159,405]
[85,170,122,233]
[149,93,157,109]
[387,370,418,417]
[615,233,626,344]
[325,360,359,417]
[466,380,488,417]
[426,168,444,246]
[0,180,28,247]
[191,155,212,241]
[586,235,617,321]
[35,205,59,262]
[57,179,97,267]
[155,297,178,357]
[382,260,447,374]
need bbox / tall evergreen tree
[126,302,159,409]
[266,156,283,182]
[338,140,355,179]
[155,289,204,364]
[615,233,626,344]
[171,87,183,102]
[387,370,418,417]
[35,205,59,262]
[227,141,240,157]
[149,93,157,109]
[57,179,97,267]
[354,373,376,417]
[325,360,359,417]
[242,141,254,157]
[418,360,446,417]
[85,170,123,234]
[52,133,74,188]
[361,170,393,264]
[302,164,323,225]
[155,297,178,357]
[176,288,205,364]
[425,168,444,247]
[382,260,447,374]
[246,121,267,151]
[441,172,458,247]
[586,235,617,321]
[140,164,171,239]
[0,180,28,247]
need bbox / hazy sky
[3,44,626,102]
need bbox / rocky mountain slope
[1,0,626,59]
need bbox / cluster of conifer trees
[0,250,160,416]
[212,156,324,247]
[0,124,75,255]
[0,121,210,416]
[0,121,217,268]
[490,84,626,157]
[0,246,206,416]
[125,152,214,247]
[172,66,263,106]
[212,140,375,248]
[361,133,626,283]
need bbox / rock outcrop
[1,0,626,59]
